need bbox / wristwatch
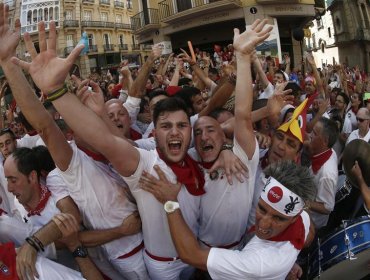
[221,143,234,151]
[72,245,88,258]
[164,201,180,214]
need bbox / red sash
[27,185,51,217]
[311,149,333,174]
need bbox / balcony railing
[99,0,110,5]
[132,44,140,50]
[64,46,75,56]
[81,21,115,28]
[131,8,159,32]
[118,44,128,50]
[127,0,132,9]
[115,23,131,30]
[88,45,98,52]
[114,1,124,8]
[159,0,240,20]
[83,0,94,3]
[63,20,79,28]
[103,44,115,51]
[21,21,59,34]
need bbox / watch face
[73,246,88,258]
[164,201,179,213]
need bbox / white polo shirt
[207,211,310,280]
[122,148,201,257]
[57,142,142,260]
[191,138,259,247]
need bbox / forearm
[254,59,270,89]
[169,67,180,86]
[190,64,212,88]
[130,55,155,98]
[308,201,330,215]
[310,65,325,97]
[56,197,82,224]
[32,220,62,246]
[167,210,209,270]
[78,227,123,247]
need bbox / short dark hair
[275,70,287,81]
[0,127,16,140]
[209,108,233,120]
[17,111,34,132]
[264,160,316,202]
[32,146,55,173]
[11,147,41,179]
[174,87,201,112]
[148,89,168,102]
[153,97,190,128]
[318,117,339,148]
[178,78,192,87]
[337,92,350,106]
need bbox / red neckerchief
[250,215,305,250]
[130,128,142,141]
[0,209,7,216]
[27,130,38,136]
[77,145,108,163]
[311,149,333,174]
[27,185,51,217]
[0,242,18,279]
[198,161,214,170]
[260,151,269,170]
[156,149,205,196]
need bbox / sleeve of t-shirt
[316,177,337,211]
[342,117,352,134]
[135,137,156,151]
[258,82,274,99]
[123,96,141,125]
[46,169,70,202]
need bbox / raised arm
[233,20,272,159]
[11,21,139,177]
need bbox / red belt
[117,241,144,259]
[145,249,179,262]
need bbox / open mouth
[117,124,123,129]
[168,140,182,152]
[201,144,214,152]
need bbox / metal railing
[99,0,110,5]
[114,1,124,8]
[132,44,140,50]
[115,23,131,29]
[103,44,115,51]
[131,8,159,31]
[118,44,128,50]
[159,0,223,19]
[63,20,79,28]
[88,45,98,52]
[21,21,59,34]
[81,21,115,28]
[83,0,94,3]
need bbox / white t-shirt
[207,211,310,280]
[258,83,274,99]
[309,150,339,229]
[0,212,33,247]
[192,138,259,247]
[135,137,156,151]
[0,164,19,217]
[46,169,70,203]
[122,148,201,257]
[16,134,41,148]
[346,129,370,145]
[35,256,85,279]
[346,108,358,131]
[57,142,142,259]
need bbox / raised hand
[233,19,272,56]
[11,21,84,94]
[0,3,21,64]
[178,48,196,65]
[118,212,142,236]
[52,213,80,251]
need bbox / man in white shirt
[346,108,370,145]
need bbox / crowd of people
[0,3,369,280]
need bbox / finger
[66,44,84,66]
[30,260,39,279]
[140,184,157,195]
[23,32,38,59]
[250,19,262,30]
[224,166,232,185]
[4,4,9,28]
[141,170,159,182]
[153,165,170,183]
[71,74,82,87]
[0,3,5,27]
[14,18,21,34]
[48,21,56,51]
[233,28,240,38]
[38,22,47,52]
[254,18,267,32]
[10,57,31,71]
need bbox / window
[316,18,323,29]
[101,12,108,22]
[88,34,94,45]
[65,10,73,20]
[116,14,122,23]
[119,34,124,45]
[66,35,74,47]
[312,33,316,49]
[83,11,92,21]
[127,0,132,9]
[328,27,331,38]
[103,33,110,45]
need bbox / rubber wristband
[47,84,68,102]
[31,235,45,252]
[25,237,40,252]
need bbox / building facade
[328,0,370,72]
[131,0,317,69]
[305,0,339,67]
[14,0,138,77]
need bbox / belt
[200,235,244,249]
[117,241,144,259]
[145,249,179,262]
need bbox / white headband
[260,177,304,217]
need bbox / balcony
[118,44,128,50]
[159,0,242,23]
[127,1,132,9]
[115,23,132,30]
[114,1,124,8]
[132,44,140,50]
[99,0,110,5]
[21,21,59,34]
[83,0,95,3]
[81,21,115,28]
[88,45,98,52]
[64,46,75,56]
[131,8,159,33]
[103,44,115,51]
[63,20,79,28]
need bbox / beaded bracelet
[47,84,68,102]
[25,237,40,252]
